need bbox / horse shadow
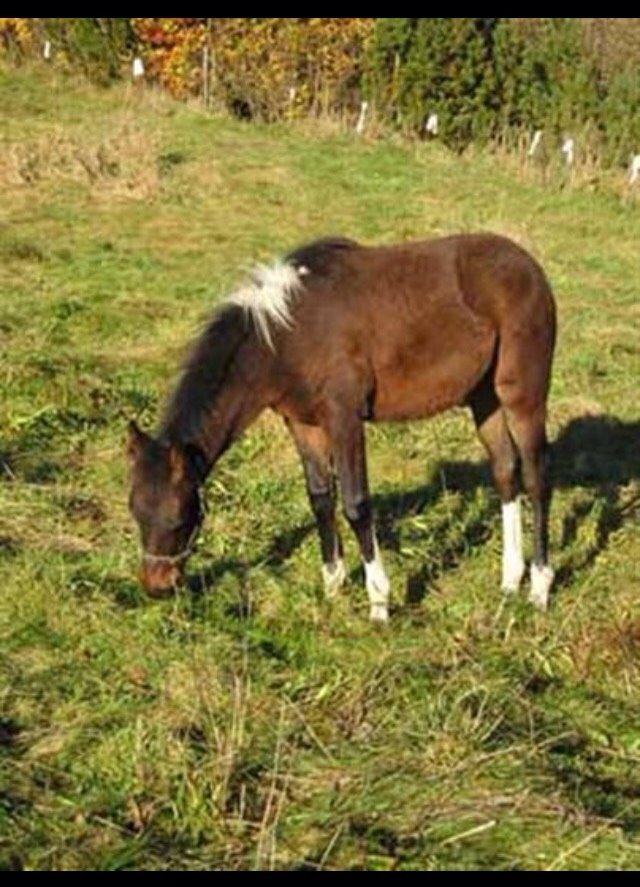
[547,414,640,585]
[186,520,316,607]
[188,415,640,609]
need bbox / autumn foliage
[3,18,640,167]
[131,18,374,118]
[0,17,37,55]
[131,18,207,99]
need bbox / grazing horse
[127,234,556,621]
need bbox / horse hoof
[369,604,389,624]
[529,564,554,611]
[322,559,346,598]
[529,591,549,611]
[144,585,176,600]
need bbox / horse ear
[126,420,151,463]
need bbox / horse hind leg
[495,340,554,610]
[469,381,525,595]
[503,404,553,610]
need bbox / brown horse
[127,233,556,621]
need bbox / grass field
[1,63,640,871]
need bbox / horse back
[273,234,554,424]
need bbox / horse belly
[371,317,495,422]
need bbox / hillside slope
[1,64,639,871]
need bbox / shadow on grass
[373,460,495,607]
[551,415,640,586]
[177,414,640,608]
[384,414,640,604]
[185,520,316,600]
[482,686,640,837]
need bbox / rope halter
[140,486,206,566]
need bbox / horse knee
[492,450,519,501]
[521,443,550,500]
[309,489,335,520]
[343,496,371,528]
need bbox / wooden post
[203,17,213,111]
[202,45,209,109]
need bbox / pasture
[1,64,639,870]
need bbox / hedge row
[2,18,640,167]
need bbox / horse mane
[159,237,360,445]
[224,238,358,349]
[159,303,249,444]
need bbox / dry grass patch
[0,115,160,200]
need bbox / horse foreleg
[286,419,345,596]
[329,410,390,623]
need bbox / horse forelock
[225,260,308,350]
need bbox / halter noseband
[141,486,207,566]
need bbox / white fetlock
[529,564,554,611]
[502,556,526,595]
[321,558,346,598]
[365,541,390,624]
[501,499,525,594]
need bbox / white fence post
[528,129,543,157]
[425,112,438,136]
[561,136,574,167]
[355,100,368,136]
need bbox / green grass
[1,62,640,871]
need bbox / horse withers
[127,233,556,620]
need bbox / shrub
[3,18,640,172]
[0,17,39,61]
[131,18,374,120]
[42,18,134,86]
[364,18,498,149]
[601,66,640,168]
[130,18,206,98]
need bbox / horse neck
[159,335,272,471]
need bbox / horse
[127,233,557,622]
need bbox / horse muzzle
[139,560,185,597]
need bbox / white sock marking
[321,558,346,598]
[501,499,525,594]
[364,538,390,623]
[529,563,554,611]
